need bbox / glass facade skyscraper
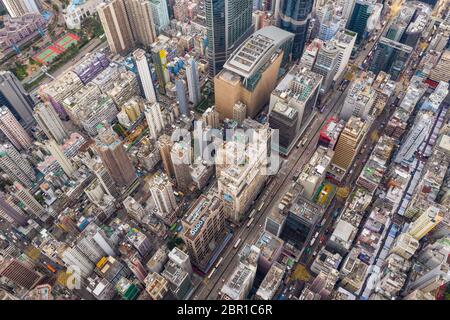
[205,0,254,78]
[346,0,371,44]
[277,0,313,60]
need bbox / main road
[192,79,350,300]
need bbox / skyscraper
[97,0,134,54]
[0,143,35,187]
[149,0,170,33]
[277,0,313,60]
[34,102,68,144]
[157,134,175,178]
[0,71,35,128]
[0,194,28,226]
[0,106,32,150]
[214,26,294,119]
[144,102,165,140]
[149,172,178,216]
[133,48,157,103]
[175,79,188,116]
[95,125,137,188]
[205,0,254,78]
[45,139,76,177]
[346,0,380,44]
[170,141,192,192]
[11,182,49,223]
[125,0,157,47]
[2,0,39,18]
[185,58,201,106]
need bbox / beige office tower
[157,134,174,177]
[94,125,136,188]
[97,0,134,54]
[201,106,220,129]
[34,102,68,144]
[408,206,445,241]
[149,173,177,224]
[329,116,369,182]
[233,101,247,124]
[180,193,226,270]
[0,106,32,151]
[429,50,450,83]
[45,139,76,177]
[125,0,157,47]
[218,121,270,223]
[214,26,294,120]
[170,141,192,192]
[11,182,49,223]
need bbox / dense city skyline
[0,0,449,305]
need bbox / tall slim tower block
[95,125,136,188]
[0,106,32,150]
[133,48,157,103]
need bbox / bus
[247,217,254,228]
[258,201,265,211]
[216,257,224,268]
[301,137,308,147]
[249,209,256,219]
[207,267,216,279]
[233,238,242,249]
[46,263,57,273]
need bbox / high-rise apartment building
[125,0,157,47]
[149,0,170,33]
[97,0,134,54]
[185,58,201,106]
[215,26,294,119]
[149,172,177,218]
[2,0,39,18]
[277,0,313,59]
[33,102,68,144]
[133,48,157,103]
[201,106,220,129]
[205,0,254,78]
[0,71,35,128]
[157,134,175,177]
[0,143,35,187]
[175,79,188,116]
[180,192,226,271]
[0,194,28,226]
[45,139,76,177]
[94,125,136,188]
[170,141,192,192]
[329,116,369,181]
[0,106,32,150]
[144,102,164,140]
[11,182,49,223]
[232,101,247,124]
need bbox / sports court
[33,33,80,64]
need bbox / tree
[52,4,59,12]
